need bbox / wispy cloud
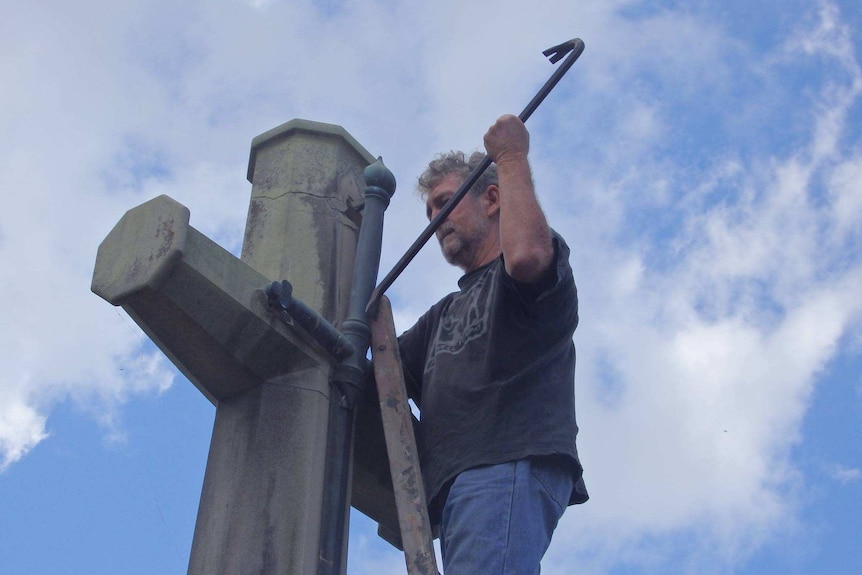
[534,1,862,572]
[830,464,861,484]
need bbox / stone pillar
[189,120,375,575]
[92,119,399,575]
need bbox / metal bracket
[265,280,355,361]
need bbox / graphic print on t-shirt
[424,267,495,376]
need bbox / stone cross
[92,119,399,574]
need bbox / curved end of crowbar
[542,38,585,64]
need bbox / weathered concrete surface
[243,119,375,327]
[92,119,401,575]
[91,194,190,304]
[188,370,331,575]
[92,195,324,403]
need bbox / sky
[1,0,860,573]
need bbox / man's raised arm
[483,114,554,284]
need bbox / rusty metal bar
[370,296,439,575]
[265,280,355,361]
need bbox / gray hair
[417,151,498,199]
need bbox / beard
[440,229,468,266]
[437,217,487,270]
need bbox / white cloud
[0,397,49,472]
[830,464,861,484]
[533,1,862,572]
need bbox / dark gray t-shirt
[398,233,588,522]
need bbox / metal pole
[318,158,396,575]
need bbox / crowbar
[367,38,585,316]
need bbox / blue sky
[1,0,860,574]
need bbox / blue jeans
[439,457,573,575]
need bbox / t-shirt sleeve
[502,232,578,325]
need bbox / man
[398,114,588,575]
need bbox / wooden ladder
[369,296,440,575]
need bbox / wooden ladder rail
[369,296,440,575]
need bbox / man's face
[425,173,490,270]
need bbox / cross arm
[92,194,332,404]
